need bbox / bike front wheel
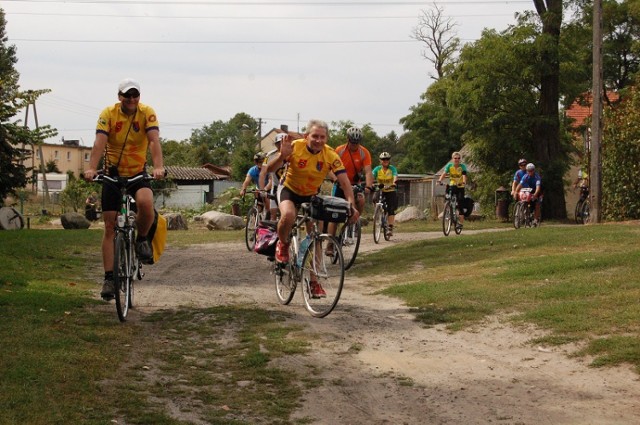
[575,199,584,224]
[301,235,344,318]
[373,204,383,244]
[513,202,523,229]
[114,232,132,322]
[580,201,591,224]
[245,207,260,251]
[442,201,453,236]
[338,219,361,270]
[274,260,296,305]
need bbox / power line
[11,38,419,44]
[5,12,521,19]
[4,0,531,5]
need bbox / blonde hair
[452,151,461,159]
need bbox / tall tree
[411,4,460,80]
[0,9,55,204]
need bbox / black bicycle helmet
[346,126,363,143]
[379,152,391,160]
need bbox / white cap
[526,163,535,171]
[275,133,287,143]
[118,78,140,93]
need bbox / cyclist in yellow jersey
[371,152,399,236]
[266,119,359,297]
[438,151,468,229]
[84,78,165,300]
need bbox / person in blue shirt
[240,152,265,197]
[510,158,528,198]
[514,163,542,223]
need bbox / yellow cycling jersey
[282,139,346,196]
[443,162,467,187]
[372,165,397,192]
[96,102,159,177]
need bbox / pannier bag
[147,210,167,264]
[310,195,350,223]
[254,220,278,256]
[518,188,533,203]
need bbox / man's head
[254,152,265,166]
[526,163,535,173]
[452,151,461,162]
[304,119,329,153]
[118,78,141,114]
[346,126,363,144]
[518,158,527,168]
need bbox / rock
[200,210,244,230]
[164,213,188,230]
[395,205,425,223]
[60,212,91,229]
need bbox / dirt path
[134,230,640,425]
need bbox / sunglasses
[119,90,140,99]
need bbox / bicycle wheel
[274,260,296,305]
[581,201,591,224]
[575,199,584,224]
[383,213,392,241]
[245,207,259,251]
[373,204,383,244]
[513,202,523,229]
[524,204,534,228]
[301,235,344,318]
[442,201,453,236]
[339,219,361,270]
[114,232,131,322]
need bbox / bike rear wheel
[114,232,131,322]
[274,260,296,305]
[338,219,361,270]
[245,207,260,251]
[442,201,453,236]
[513,202,523,229]
[373,204,383,244]
[301,235,344,318]
[575,199,584,224]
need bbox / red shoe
[276,241,290,263]
[309,280,327,299]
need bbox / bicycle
[513,188,538,229]
[244,189,268,252]
[334,184,364,270]
[442,185,463,236]
[95,173,149,322]
[574,186,590,225]
[272,197,348,318]
[372,185,393,244]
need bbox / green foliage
[602,83,640,220]
[58,176,98,213]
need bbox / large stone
[395,205,425,223]
[164,213,188,230]
[60,212,91,229]
[200,210,244,230]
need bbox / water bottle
[297,235,311,268]
[117,204,126,227]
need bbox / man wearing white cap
[259,132,287,220]
[84,78,165,300]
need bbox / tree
[188,113,257,166]
[0,9,56,204]
[411,4,460,80]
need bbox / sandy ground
[127,229,640,425]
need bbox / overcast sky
[4,0,533,146]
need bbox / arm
[240,174,252,197]
[83,132,108,181]
[364,164,374,193]
[147,128,165,179]
[258,163,269,190]
[327,170,337,184]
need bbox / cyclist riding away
[438,151,468,230]
[514,162,542,224]
[372,152,398,236]
[326,126,374,253]
[266,119,360,298]
[83,78,165,300]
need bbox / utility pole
[24,96,50,210]
[590,0,603,223]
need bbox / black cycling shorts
[101,171,152,212]
[278,186,313,207]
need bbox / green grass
[0,228,310,424]
[354,223,640,372]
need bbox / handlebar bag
[310,195,350,223]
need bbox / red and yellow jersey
[96,102,159,177]
[334,144,372,184]
[283,139,346,196]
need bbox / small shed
[156,166,226,208]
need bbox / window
[36,150,40,160]
[84,152,90,162]
[67,152,72,161]
[54,150,59,159]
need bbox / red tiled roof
[566,92,619,128]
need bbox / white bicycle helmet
[526,163,535,171]
[346,126,363,143]
[379,152,391,160]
